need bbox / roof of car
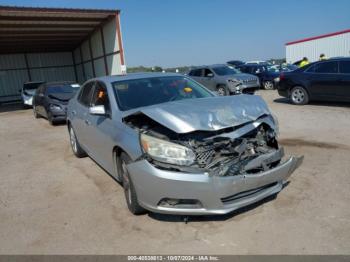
[96,72,184,83]
[191,64,227,70]
[43,81,77,86]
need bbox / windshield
[212,66,240,75]
[112,76,214,111]
[46,83,80,94]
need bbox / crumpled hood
[123,95,271,134]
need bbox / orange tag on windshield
[98,91,104,98]
[183,87,192,93]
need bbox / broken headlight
[140,133,195,166]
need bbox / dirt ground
[0,91,350,255]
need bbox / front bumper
[50,105,68,121]
[127,155,303,215]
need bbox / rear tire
[119,153,146,215]
[290,86,309,105]
[69,125,87,158]
[217,85,229,96]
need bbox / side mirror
[255,69,261,74]
[207,73,214,77]
[89,105,106,115]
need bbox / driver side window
[91,82,111,115]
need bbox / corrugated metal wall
[0,14,125,102]
[74,16,124,82]
[0,52,76,101]
[286,32,350,63]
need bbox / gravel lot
[0,91,350,255]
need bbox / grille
[221,182,278,204]
[243,78,257,83]
[196,149,215,167]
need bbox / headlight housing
[140,133,195,166]
[49,104,62,111]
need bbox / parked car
[226,60,245,67]
[20,81,45,107]
[245,61,270,65]
[188,65,260,96]
[238,64,280,90]
[67,73,303,215]
[278,58,350,105]
[33,81,80,125]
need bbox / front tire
[69,125,87,158]
[217,85,229,96]
[48,112,55,125]
[263,80,274,90]
[119,153,146,215]
[290,86,309,105]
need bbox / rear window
[112,76,213,111]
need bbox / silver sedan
[67,73,303,215]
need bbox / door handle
[84,120,91,125]
[71,110,76,116]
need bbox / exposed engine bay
[124,113,284,177]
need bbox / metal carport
[0,5,125,103]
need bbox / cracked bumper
[127,155,303,215]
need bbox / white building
[286,29,350,64]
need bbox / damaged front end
[121,95,303,215]
[124,112,299,178]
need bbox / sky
[1,0,350,67]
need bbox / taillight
[280,72,285,81]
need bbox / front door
[84,81,115,173]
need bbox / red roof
[286,29,350,46]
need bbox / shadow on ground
[0,102,25,113]
[274,97,350,108]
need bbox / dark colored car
[238,64,280,90]
[226,60,245,67]
[33,81,80,125]
[277,58,350,105]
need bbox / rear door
[307,61,340,100]
[338,60,350,100]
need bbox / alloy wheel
[69,127,78,153]
[264,81,274,90]
[217,87,226,96]
[291,88,305,104]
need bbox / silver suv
[188,64,260,96]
